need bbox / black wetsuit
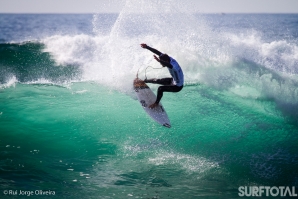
[144,46,184,104]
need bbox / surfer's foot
[149,103,158,109]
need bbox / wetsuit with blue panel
[143,45,184,105]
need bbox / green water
[1,81,297,198]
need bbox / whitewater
[1,1,298,198]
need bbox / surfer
[140,43,184,109]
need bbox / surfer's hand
[140,43,147,48]
[154,55,160,62]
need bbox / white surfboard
[133,78,171,128]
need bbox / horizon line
[1,12,298,14]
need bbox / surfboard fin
[163,123,171,128]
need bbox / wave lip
[0,41,82,85]
[227,32,298,74]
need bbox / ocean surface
[1,1,298,199]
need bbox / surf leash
[136,66,163,80]
[144,66,163,80]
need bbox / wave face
[1,1,298,198]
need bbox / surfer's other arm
[140,43,173,68]
[153,55,172,68]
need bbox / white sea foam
[41,1,223,92]
[148,151,219,174]
[123,138,218,174]
[22,78,73,88]
[0,75,18,89]
[227,31,298,74]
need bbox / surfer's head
[159,54,170,63]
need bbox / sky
[0,0,298,13]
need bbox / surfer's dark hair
[159,54,170,62]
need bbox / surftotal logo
[238,186,297,197]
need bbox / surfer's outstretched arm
[140,43,162,56]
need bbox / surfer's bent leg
[144,78,172,85]
[155,85,183,104]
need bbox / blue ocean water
[1,1,298,198]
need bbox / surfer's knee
[177,85,183,92]
[157,86,165,93]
